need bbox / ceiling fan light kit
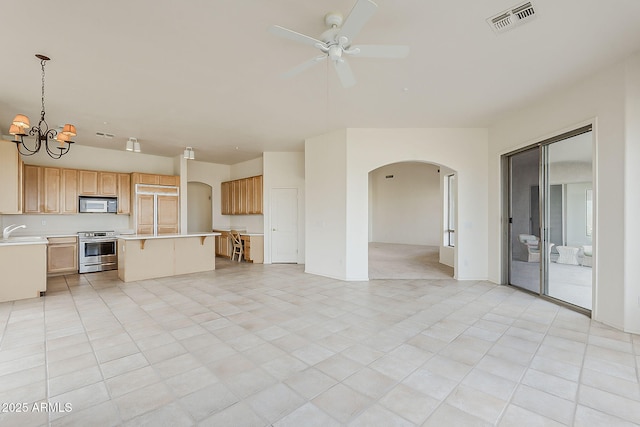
[270,0,409,88]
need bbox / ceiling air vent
[487,1,536,34]
[96,132,115,138]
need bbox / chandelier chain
[40,59,46,119]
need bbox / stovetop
[77,231,116,238]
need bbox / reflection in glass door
[544,131,593,310]
[506,126,593,312]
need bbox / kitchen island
[0,237,48,302]
[117,233,220,282]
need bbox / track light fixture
[183,147,195,160]
[126,137,140,153]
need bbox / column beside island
[117,233,220,282]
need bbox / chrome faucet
[2,224,26,239]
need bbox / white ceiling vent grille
[487,1,536,34]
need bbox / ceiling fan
[269,0,409,88]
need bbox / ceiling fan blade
[282,55,327,79]
[350,44,410,59]
[269,25,324,48]
[338,0,378,45]
[333,60,356,88]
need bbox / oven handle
[79,238,117,243]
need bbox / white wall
[187,182,213,233]
[346,129,488,281]
[19,144,176,174]
[263,152,305,264]
[305,128,488,281]
[369,162,441,245]
[305,130,348,279]
[488,53,638,332]
[186,160,231,230]
[0,214,130,236]
[624,53,640,333]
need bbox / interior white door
[271,188,298,263]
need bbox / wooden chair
[230,230,243,262]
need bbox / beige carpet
[368,242,454,279]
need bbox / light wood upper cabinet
[117,173,131,214]
[99,172,118,196]
[131,173,179,187]
[158,175,179,186]
[251,175,263,214]
[79,170,117,196]
[0,140,22,214]
[221,175,263,215]
[43,167,61,213]
[61,169,78,214]
[221,181,231,215]
[78,170,99,195]
[133,173,158,185]
[23,164,42,213]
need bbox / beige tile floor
[0,259,639,426]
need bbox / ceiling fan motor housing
[324,13,343,28]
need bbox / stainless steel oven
[78,231,117,273]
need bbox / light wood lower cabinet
[215,231,232,257]
[242,235,264,263]
[214,232,263,263]
[47,237,78,275]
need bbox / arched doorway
[368,161,456,279]
[187,181,212,233]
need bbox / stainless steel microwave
[79,196,117,213]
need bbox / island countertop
[117,232,220,240]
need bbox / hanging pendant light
[9,54,77,159]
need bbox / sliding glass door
[544,131,593,309]
[506,126,593,311]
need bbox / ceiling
[1,0,640,165]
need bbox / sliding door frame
[502,124,593,315]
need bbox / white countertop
[0,236,49,246]
[212,229,264,236]
[117,232,220,240]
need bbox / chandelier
[9,54,77,159]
